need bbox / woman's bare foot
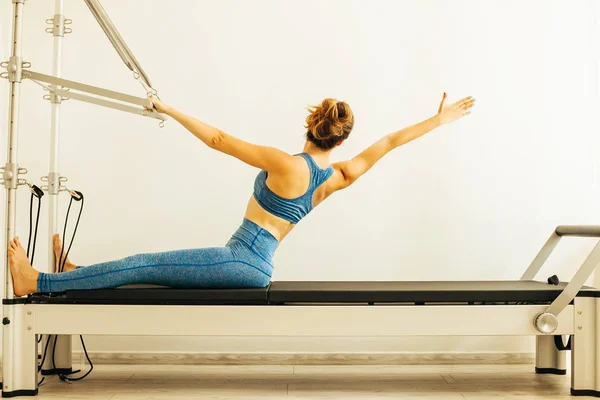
[53,233,76,273]
[8,237,39,296]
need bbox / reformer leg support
[571,296,600,397]
[2,303,38,398]
[40,335,73,376]
[535,335,567,375]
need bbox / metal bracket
[1,57,31,82]
[0,164,27,189]
[43,88,70,104]
[524,226,600,334]
[46,14,72,37]
[41,173,66,195]
[61,186,82,200]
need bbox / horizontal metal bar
[25,70,152,108]
[53,88,165,121]
[556,226,600,238]
[32,304,574,337]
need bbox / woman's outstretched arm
[149,96,295,173]
[331,93,475,190]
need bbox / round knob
[2,317,10,326]
[535,312,558,334]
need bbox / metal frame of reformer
[2,0,600,398]
[3,227,600,398]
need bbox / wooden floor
[21,363,595,400]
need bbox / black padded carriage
[27,280,600,305]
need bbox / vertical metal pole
[47,0,64,274]
[3,0,26,300]
[3,2,38,396]
[41,0,73,375]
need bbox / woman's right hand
[437,93,475,125]
[148,95,171,114]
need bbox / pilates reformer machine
[2,0,600,398]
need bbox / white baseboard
[71,352,535,366]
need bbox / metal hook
[68,190,81,200]
[159,121,165,128]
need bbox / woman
[9,93,474,296]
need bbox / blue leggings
[37,219,277,293]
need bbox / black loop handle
[30,184,44,199]
[71,190,83,201]
[554,335,572,351]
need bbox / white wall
[0,0,599,355]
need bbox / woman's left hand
[437,93,475,125]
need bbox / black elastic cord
[38,334,52,385]
[59,336,93,382]
[52,190,92,382]
[59,193,84,273]
[58,198,72,273]
[51,335,58,372]
[26,188,43,266]
[61,196,83,272]
[50,334,82,379]
[27,193,33,258]
[30,195,42,265]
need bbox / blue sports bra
[253,153,334,224]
